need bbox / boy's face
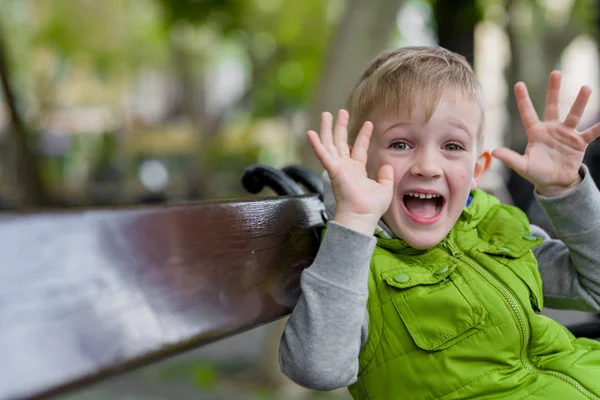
[366,89,491,249]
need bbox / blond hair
[346,46,486,149]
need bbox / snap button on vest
[434,266,449,275]
[394,273,410,283]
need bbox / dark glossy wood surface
[0,195,325,400]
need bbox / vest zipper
[443,242,599,400]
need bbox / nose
[409,148,443,178]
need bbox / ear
[471,149,492,189]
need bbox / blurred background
[1,0,600,398]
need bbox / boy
[278,46,600,399]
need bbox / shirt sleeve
[278,221,374,390]
[531,165,600,312]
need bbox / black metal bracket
[242,164,304,196]
[241,163,329,228]
[282,164,324,200]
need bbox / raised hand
[493,71,600,197]
[307,109,394,235]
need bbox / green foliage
[190,363,218,389]
[156,0,248,34]
[0,0,339,201]
[566,0,597,35]
[31,0,169,73]
[430,0,484,30]
[2,0,334,118]
[242,0,331,116]
[158,0,333,116]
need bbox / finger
[333,109,350,157]
[581,122,600,143]
[306,130,334,171]
[544,71,561,121]
[377,164,394,191]
[564,85,592,130]
[492,147,528,177]
[320,112,338,156]
[350,121,374,164]
[515,82,540,131]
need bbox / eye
[443,142,464,151]
[390,141,412,150]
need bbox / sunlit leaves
[31,0,170,73]
[155,0,247,34]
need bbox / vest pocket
[479,239,544,312]
[383,261,487,351]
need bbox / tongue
[404,197,439,219]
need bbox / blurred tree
[2,0,169,132]
[494,0,596,225]
[432,0,484,65]
[579,0,600,195]
[0,0,171,206]
[155,0,248,135]
[155,0,332,197]
[156,0,246,30]
[303,0,404,171]
[0,22,50,207]
[504,0,595,151]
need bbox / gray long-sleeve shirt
[278,166,600,390]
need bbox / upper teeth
[406,192,441,199]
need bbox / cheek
[448,162,474,186]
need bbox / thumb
[378,164,394,190]
[492,147,528,176]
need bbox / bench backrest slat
[0,195,324,400]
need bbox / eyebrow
[447,119,473,136]
[381,119,473,137]
[380,121,412,136]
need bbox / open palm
[307,110,393,223]
[493,71,600,197]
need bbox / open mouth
[403,191,445,221]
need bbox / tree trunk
[168,33,210,199]
[433,0,481,66]
[169,31,286,200]
[0,25,50,208]
[505,0,583,151]
[302,0,405,171]
[504,0,585,214]
[505,0,525,152]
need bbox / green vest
[349,189,600,400]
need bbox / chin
[404,236,444,250]
[393,221,450,250]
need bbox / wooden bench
[0,164,598,400]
